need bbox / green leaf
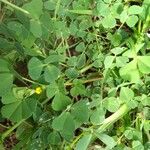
[65,68,79,79]
[95,133,117,149]
[76,53,86,69]
[128,5,143,15]
[44,65,60,83]
[30,19,42,38]
[0,73,13,96]
[46,82,58,98]
[23,0,43,19]
[137,56,150,74]
[104,56,115,69]
[97,1,110,17]
[75,42,86,52]
[120,87,134,103]
[44,0,56,10]
[52,92,72,111]
[71,100,89,123]
[1,97,37,122]
[116,56,129,67]
[75,133,92,150]
[111,47,126,55]
[28,57,43,80]
[52,112,75,140]
[90,107,105,125]
[120,10,128,23]
[103,97,120,112]
[126,15,138,28]
[101,15,116,28]
[119,60,140,83]
[70,80,86,96]
[132,141,144,150]
[60,113,75,141]
[48,131,61,145]
[0,59,9,72]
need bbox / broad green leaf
[75,133,92,150]
[71,100,89,123]
[141,95,150,106]
[2,91,17,104]
[23,0,43,19]
[120,87,134,103]
[52,92,72,111]
[46,82,58,98]
[76,53,86,69]
[44,65,60,83]
[90,107,105,125]
[101,15,116,28]
[65,68,79,79]
[137,56,150,74]
[104,56,115,69]
[28,57,43,80]
[44,54,64,64]
[97,1,110,16]
[0,59,9,72]
[52,112,75,140]
[128,5,143,15]
[103,97,120,112]
[30,19,42,38]
[132,141,144,150]
[44,0,56,10]
[124,130,133,140]
[70,80,86,96]
[119,60,140,83]
[1,97,37,122]
[120,10,128,23]
[48,131,61,145]
[60,113,75,141]
[111,3,123,19]
[52,112,67,131]
[0,73,13,96]
[111,47,126,55]
[96,133,117,149]
[126,15,138,28]
[75,42,86,52]
[116,56,129,67]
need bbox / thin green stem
[0,0,30,15]
[64,77,101,86]
[79,64,93,74]
[54,0,61,19]
[1,120,24,141]
[97,104,128,133]
[69,104,129,149]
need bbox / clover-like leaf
[119,60,140,83]
[52,92,72,111]
[0,73,13,96]
[137,56,150,74]
[1,93,37,122]
[44,65,60,83]
[28,57,43,80]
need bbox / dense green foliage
[0,0,150,149]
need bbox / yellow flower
[35,87,42,94]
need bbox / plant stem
[70,104,129,148]
[97,104,128,133]
[79,64,93,74]
[0,0,30,15]
[64,77,101,86]
[1,120,24,141]
[54,0,61,19]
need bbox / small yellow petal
[35,87,42,94]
